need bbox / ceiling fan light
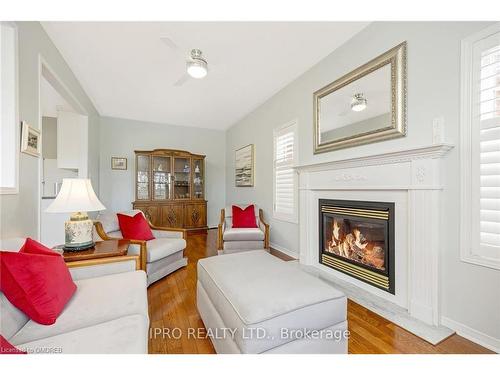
[351,102,367,112]
[187,60,208,79]
[351,93,367,112]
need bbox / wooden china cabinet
[132,149,207,231]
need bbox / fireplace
[319,199,395,294]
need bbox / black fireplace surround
[319,199,395,294]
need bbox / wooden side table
[54,239,141,271]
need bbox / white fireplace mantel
[296,143,454,173]
[296,143,454,328]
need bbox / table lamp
[46,178,105,251]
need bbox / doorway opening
[38,58,89,247]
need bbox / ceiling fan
[160,37,209,87]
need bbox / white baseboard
[441,316,500,353]
[270,242,298,260]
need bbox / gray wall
[0,22,99,239]
[88,114,100,189]
[98,116,226,228]
[225,22,499,342]
[41,116,57,159]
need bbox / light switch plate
[432,116,445,144]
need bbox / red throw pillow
[117,212,155,241]
[20,237,59,256]
[0,238,77,325]
[232,205,258,228]
[0,335,26,354]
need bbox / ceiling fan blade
[174,73,190,87]
[160,37,180,51]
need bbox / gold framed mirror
[313,42,407,154]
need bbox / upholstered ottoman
[218,247,265,256]
[197,251,348,354]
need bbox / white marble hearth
[295,144,455,344]
[301,265,454,344]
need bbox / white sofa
[197,250,348,354]
[0,238,149,354]
[94,210,187,286]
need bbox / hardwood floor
[147,230,216,354]
[147,230,493,354]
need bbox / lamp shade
[46,178,105,213]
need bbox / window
[460,23,500,269]
[0,22,18,194]
[273,120,298,223]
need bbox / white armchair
[217,204,269,255]
[94,210,187,286]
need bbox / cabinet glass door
[152,156,171,200]
[192,158,204,199]
[136,155,150,200]
[173,157,191,199]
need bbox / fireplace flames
[325,218,385,270]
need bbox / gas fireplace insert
[319,199,395,294]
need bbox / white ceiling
[42,22,368,130]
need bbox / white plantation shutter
[461,24,500,269]
[273,121,298,222]
[477,38,500,254]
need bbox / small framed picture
[111,157,127,170]
[21,121,41,157]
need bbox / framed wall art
[111,157,127,170]
[21,121,41,157]
[235,144,254,187]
